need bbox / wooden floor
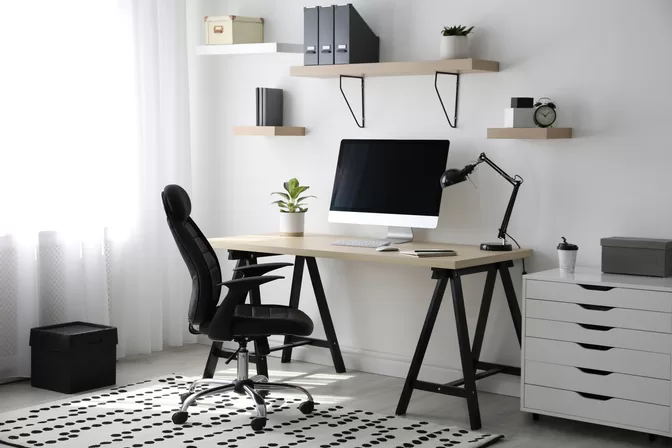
[0,344,667,447]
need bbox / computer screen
[329,139,450,229]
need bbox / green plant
[441,25,474,37]
[271,178,316,213]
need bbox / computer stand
[386,226,413,244]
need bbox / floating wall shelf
[487,128,573,139]
[197,43,303,56]
[289,59,499,77]
[233,126,306,137]
[289,59,499,128]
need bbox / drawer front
[525,318,672,354]
[525,337,671,379]
[526,299,671,333]
[525,361,670,406]
[524,385,670,432]
[526,279,672,313]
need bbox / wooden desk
[209,233,532,430]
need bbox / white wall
[187,0,672,396]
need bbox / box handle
[577,342,613,351]
[321,45,332,53]
[306,45,316,54]
[577,392,613,401]
[577,323,614,332]
[213,25,224,34]
[577,367,613,376]
[337,44,348,53]
[578,303,614,312]
[578,284,614,292]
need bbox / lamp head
[440,163,478,188]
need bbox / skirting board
[209,338,521,398]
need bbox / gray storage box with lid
[601,237,672,277]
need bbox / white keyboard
[331,239,391,248]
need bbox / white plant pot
[279,212,305,236]
[440,35,469,59]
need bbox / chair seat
[227,305,314,338]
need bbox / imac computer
[328,139,450,244]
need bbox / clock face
[534,106,556,128]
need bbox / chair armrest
[217,275,284,294]
[234,262,293,277]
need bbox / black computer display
[329,139,450,217]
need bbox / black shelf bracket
[339,75,365,128]
[435,71,460,128]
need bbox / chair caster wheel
[298,401,314,415]
[250,417,267,431]
[179,392,191,404]
[258,390,270,398]
[172,411,189,424]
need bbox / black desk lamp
[440,153,524,252]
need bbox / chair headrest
[162,184,191,222]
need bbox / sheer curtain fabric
[0,0,195,380]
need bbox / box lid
[30,321,118,351]
[205,15,264,24]
[601,237,672,250]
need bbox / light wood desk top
[208,234,532,270]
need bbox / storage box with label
[601,237,672,277]
[204,15,264,45]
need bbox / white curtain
[0,0,196,380]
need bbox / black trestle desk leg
[247,255,270,378]
[471,267,498,364]
[396,275,448,416]
[203,259,246,379]
[498,263,522,345]
[451,273,482,430]
[306,257,346,373]
[282,256,305,363]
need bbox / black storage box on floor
[30,322,118,394]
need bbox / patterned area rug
[0,376,503,448]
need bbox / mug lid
[558,236,578,251]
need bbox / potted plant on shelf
[271,178,316,236]
[440,25,474,60]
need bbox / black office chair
[161,184,315,431]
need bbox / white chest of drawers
[521,268,672,436]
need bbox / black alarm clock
[533,97,557,128]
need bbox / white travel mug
[558,237,578,274]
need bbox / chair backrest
[162,184,222,329]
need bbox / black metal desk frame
[206,249,521,431]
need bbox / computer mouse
[376,246,399,252]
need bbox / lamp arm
[475,153,523,243]
[497,182,520,241]
[478,153,520,187]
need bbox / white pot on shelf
[279,212,305,236]
[440,36,469,59]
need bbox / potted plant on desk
[440,25,474,59]
[271,178,315,237]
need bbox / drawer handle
[577,367,613,376]
[577,342,613,351]
[578,304,614,311]
[578,284,614,292]
[578,323,614,331]
[577,392,613,401]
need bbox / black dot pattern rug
[0,376,503,448]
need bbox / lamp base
[480,242,513,252]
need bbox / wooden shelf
[233,126,306,136]
[197,43,303,56]
[487,128,573,139]
[290,58,499,78]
